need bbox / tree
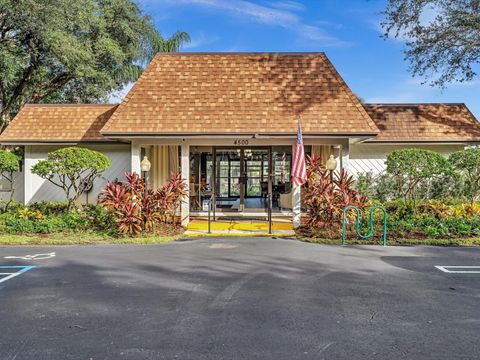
[0,0,190,129]
[386,149,447,205]
[382,0,480,87]
[449,147,480,203]
[31,147,110,209]
[0,149,19,210]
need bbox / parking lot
[1,237,479,360]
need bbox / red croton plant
[302,154,367,232]
[99,172,187,235]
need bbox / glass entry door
[213,147,272,213]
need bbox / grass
[297,236,480,247]
[0,232,182,245]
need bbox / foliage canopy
[382,0,480,87]
[0,0,190,128]
[386,148,448,204]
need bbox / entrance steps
[184,218,295,237]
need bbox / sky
[131,0,480,118]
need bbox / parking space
[0,239,479,359]
[0,266,34,284]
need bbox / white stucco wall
[0,170,24,204]
[349,143,465,178]
[24,143,131,204]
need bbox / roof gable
[364,103,480,142]
[101,52,379,135]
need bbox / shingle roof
[0,104,118,143]
[363,103,480,142]
[101,52,379,136]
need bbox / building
[0,52,479,228]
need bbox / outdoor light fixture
[326,154,337,171]
[140,156,151,172]
[140,155,151,188]
[326,154,337,182]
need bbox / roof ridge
[152,52,326,56]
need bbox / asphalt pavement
[0,237,479,360]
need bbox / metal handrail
[207,194,213,234]
[267,193,272,234]
[341,205,387,246]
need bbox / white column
[131,141,141,175]
[292,143,302,228]
[23,145,33,204]
[341,141,350,172]
[180,143,190,227]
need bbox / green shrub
[31,147,110,209]
[386,148,449,205]
[0,203,119,235]
[424,224,449,238]
[82,204,118,235]
[28,201,69,215]
[33,217,66,234]
[449,147,480,203]
[355,172,375,198]
[0,213,35,233]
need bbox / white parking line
[435,266,480,274]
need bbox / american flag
[292,121,307,186]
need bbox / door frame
[212,146,272,217]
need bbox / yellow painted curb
[187,220,293,232]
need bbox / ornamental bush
[385,148,448,205]
[31,147,110,209]
[302,154,368,232]
[0,203,118,235]
[99,172,187,235]
[449,147,480,203]
[0,149,20,210]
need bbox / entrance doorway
[213,147,271,213]
[189,146,293,217]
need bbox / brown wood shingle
[0,104,118,143]
[101,52,379,135]
[364,103,480,142]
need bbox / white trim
[121,137,350,147]
[181,144,190,227]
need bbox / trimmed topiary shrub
[31,147,110,209]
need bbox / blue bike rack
[342,205,387,246]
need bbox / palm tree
[117,30,191,83]
[157,31,191,53]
